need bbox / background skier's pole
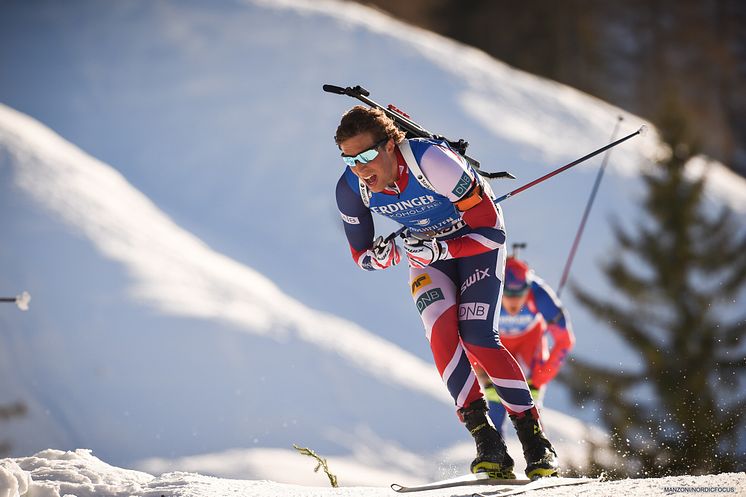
[511,242,527,258]
[557,116,624,297]
[1,291,31,311]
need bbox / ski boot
[459,399,515,479]
[510,408,559,479]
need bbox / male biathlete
[333,105,559,479]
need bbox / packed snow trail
[1,450,745,497]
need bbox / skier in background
[332,105,559,479]
[475,254,575,435]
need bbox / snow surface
[1,0,745,491]
[1,449,745,497]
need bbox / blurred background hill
[348,0,746,177]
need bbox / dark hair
[334,105,405,146]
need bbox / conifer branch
[293,444,338,487]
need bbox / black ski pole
[1,291,31,311]
[384,124,645,243]
[384,225,408,243]
[557,116,624,297]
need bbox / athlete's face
[502,292,528,315]
[339,132,398,193]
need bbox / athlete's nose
[353,163,372,175]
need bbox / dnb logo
[415,288,444,314]
[451,171,472,197]
[458,302,490,321]
[410,273,432,295]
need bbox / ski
[472,476,602,496]
[390,472,531,493]
[391,474,601,494]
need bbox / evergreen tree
[560,110,746,477]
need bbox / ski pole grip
[384,226,409,243]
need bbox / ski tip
[390,483,404,492]
[638,124,648,136]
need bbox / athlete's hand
[403,236,447,268]
[370,235,401,270]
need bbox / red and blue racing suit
[487,277,575,431]
[336,138,536,416]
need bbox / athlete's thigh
[455,248,505,347]
[411,260,482,407]
[409,260,458,341]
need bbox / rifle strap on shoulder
[356,139,434,206]
[398,139,436,192]
[358,178,372,208]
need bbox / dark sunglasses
[503,285,529,297]
[341,137,388,168]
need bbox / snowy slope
[1,0,745,482]
[2,449,745,497]
[0,100,607,485]
[0,102,461,467]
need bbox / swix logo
[458,302,490,321]
[416,288,444,314]
[370,195,436,216]
[410,273,432,295]
[460,267,491,294]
